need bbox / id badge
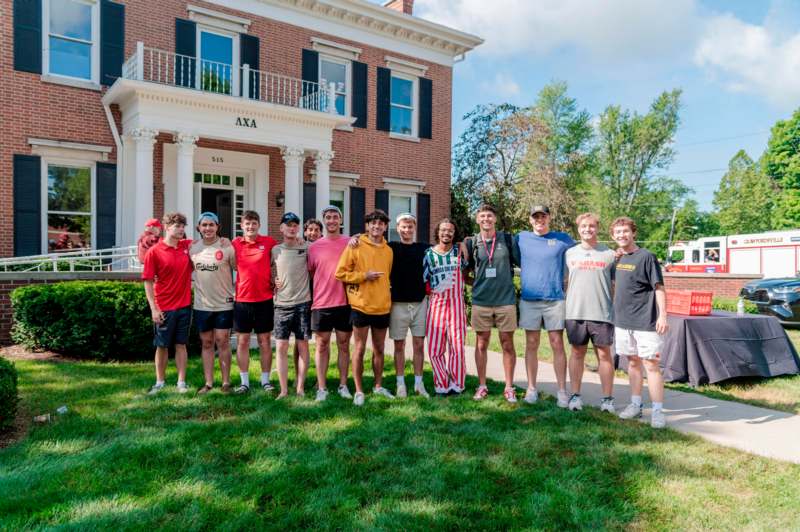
[485,267,497,278]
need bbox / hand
[656,315,668,335]
[275,278,284,290]
[614,247,625,260]
[151,308,165,325]
[348,234,361,248]
[220,237,232,248]
[365,271,384,281]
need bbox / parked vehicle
[740,277,800,325]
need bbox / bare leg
[569,344,587,394]
[475,331,490,387]
[199,330,215,386]
[499,330,516,388]
[628,356,644,398]
[371,327,388,389]
[394,338,406,379]
[276,339,289,396]
[596,345,614,397]
[549,329,567,391]
[335,330,352,387]
[174,344,188,382]
[352,326,369,393]
[236,333,251,376]
[315,331,332,391]
[293,343,299,382]
[296,340,310,394]
[412,336,425,377]
[644,357,664,402]
[257,332,272,377]
[155,347,169,382]
[524,330,540,390]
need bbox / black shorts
[234,300,274,334]
[350,309,390,330]
[193,309,233,332]
[153,306,191,347]
[565,320,614,347]
[311,305,353,333]
[274,302,312,340]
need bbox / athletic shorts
[519,299,565,331]
[615,327,664,360]
[471,304,517,332]
[193,309,233,333]
[273,302,312,340]
[153,306,191,347]
[389,298,427,340]
[565,319,614,347]
[311,305,353,333]
[233,300,274,334]
[351,309,390,329]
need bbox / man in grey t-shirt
[564,213,616,413]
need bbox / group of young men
[142,201,668,427]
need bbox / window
[390,73,417,137]
[46,164,92,252]
[330,188,347,229]
[319,56,349,116]
[388,192,415,242]
[44,0,99,82]
[199,29,236,94]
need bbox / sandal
[234,384,250,395]
[221,383,232,394]
[196,384,213,395]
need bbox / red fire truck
[666,229,800,278]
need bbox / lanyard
[481,233,497,266]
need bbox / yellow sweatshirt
[335,234,393,315]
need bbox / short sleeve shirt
[190,239,236,311]
[308,235,349,310]
[469,232,517,307]
[516,231,575,301]
[141,239,193,311]
[271,241,311,306]
[232,235,278,303]
[565,243,616,323]
[613,247,664,331]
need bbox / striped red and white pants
[426,287,467,393]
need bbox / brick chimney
[384,0,413,15]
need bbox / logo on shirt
[617,263,636,271]
[258,245,265,250]
[548,239,556,246]
[215,250,224,261]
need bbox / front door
[201,188,233,239]
[194,171,249,239]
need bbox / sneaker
[600,397,615,413]
[373,386,395,399]
[262,382,275,393]
[315,389,328,402]
[414,383,430,398]
[338,385,352,399]
[353,391,365,406]
[651,409,666,429]
[568,394,583,411]
[177,382,190,394]
[147,382,165,395]
[396,383,407,398]
[503,387,517,404]
[196,384,213,395]
[221,383,232,394]
[523,388,539,404]
[619,403,643,420]
[556,390,569,408]
[473,385,489,401]
[234,384,250,395]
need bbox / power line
[673,130,770,148]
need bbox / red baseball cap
[145,218,162,228]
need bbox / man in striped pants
[423,219,468,395]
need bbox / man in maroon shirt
[142,212,194,394]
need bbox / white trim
[197,26,241,96]
[188,4,252,32]
[29,138,112,162]
[40,158,96,254]
[383,176,425,192]
[40,73,101,91]
[385,55,427,76]
[311,37,362,60]
[42,0,100,84]
[389,132,420,143]
[387,189,416,242]
[389,71,418,137]
[310,170,360,184]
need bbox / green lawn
[1,356,800,529]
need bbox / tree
[761,109,800,228]
[713,150,776,234]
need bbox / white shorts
[519,299,565,331]
[389,298,427,340]
[614,328,663,360]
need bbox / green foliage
[711,296,759,314]
[0,357,18,432]
[762,108,800,228]
[713,150,776,234]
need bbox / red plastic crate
[666,289,713,315]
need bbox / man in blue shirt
[515,205,575,407]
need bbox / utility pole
[667,206,678,252]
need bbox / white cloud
[479,73,521,99]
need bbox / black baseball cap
[530,205,550,216]
[280,212,301,225]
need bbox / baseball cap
[530,205,550,216]
[197,211,219,225]
[321,205,342,217]
[145,218,162,229]
[281,212,301,225]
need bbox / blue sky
[388,0,800,210]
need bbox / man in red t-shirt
[142,212,193,395]
[231,210,278,393]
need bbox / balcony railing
[0,246,141,273]
[122,42,338,114]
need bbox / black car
[740,278,800,325]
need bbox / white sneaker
[338,385,352,399]
[651,409,666,429]
[619,403,643,420]
[414,383,430,398]
[315,389,328,402]
[503,387,517,403]
[568,394,583,411]
[373,386,395,399]
[556,390,569,408]
[177,382,189,394]
[353,391,365,406]
[396,383,407,398]
[600,397,616,413]
[523,388,539,404]
[147,383,165,395]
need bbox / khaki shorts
[389,298,427,340]
[471,304,517,332]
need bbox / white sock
[631,395,643,407]
[652,402,663,411]
[155,380,165,386]
[397,376,405,386]
[176,380,186,387]
[414,375,423,386]
[240,373,250,387]
[261,372,270,386]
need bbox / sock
[652,402,664,411]
[177,380,186,387]
[155,380,165,387]
[240,372,250,387]
[631,395,643,407]
[414,375,423,387]
[261,372,270,386]
[396,376,405,386]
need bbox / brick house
[3,0,482,256]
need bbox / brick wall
[663,273,762,298]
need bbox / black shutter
[419,77,432,139]
[376,67,391,131]
[417,192,431,243]
[375,189,389,214]
[13,154,41,257]
[14,0,42,74]
[301,48,318,100]
[303,182,316,222]
[349,187,365,236]
[100,0,125,86]
[240,33,259,99]
[175,18,196,88]
[96,162,117,249]
[352,60,367,128]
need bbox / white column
[281,146,305,215]
[314,150,334,216]
[129,128,158,240]
[174,133,198,236]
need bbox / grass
[1,355,800,529]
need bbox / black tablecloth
[656,311,800,386]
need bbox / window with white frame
[46,164,93,252]
[388,192,415,242]
[319,56,350,116]
[198,27,238,95]
[390,73,417,137]
[329,188,348,230]
[44,0,99,82]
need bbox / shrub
[712,296,759,314]
[0,357,18,432]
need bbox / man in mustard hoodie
[335,209,394,406]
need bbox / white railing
[0,246,141,273]
[124,42,337,114]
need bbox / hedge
[0,357,18,432]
